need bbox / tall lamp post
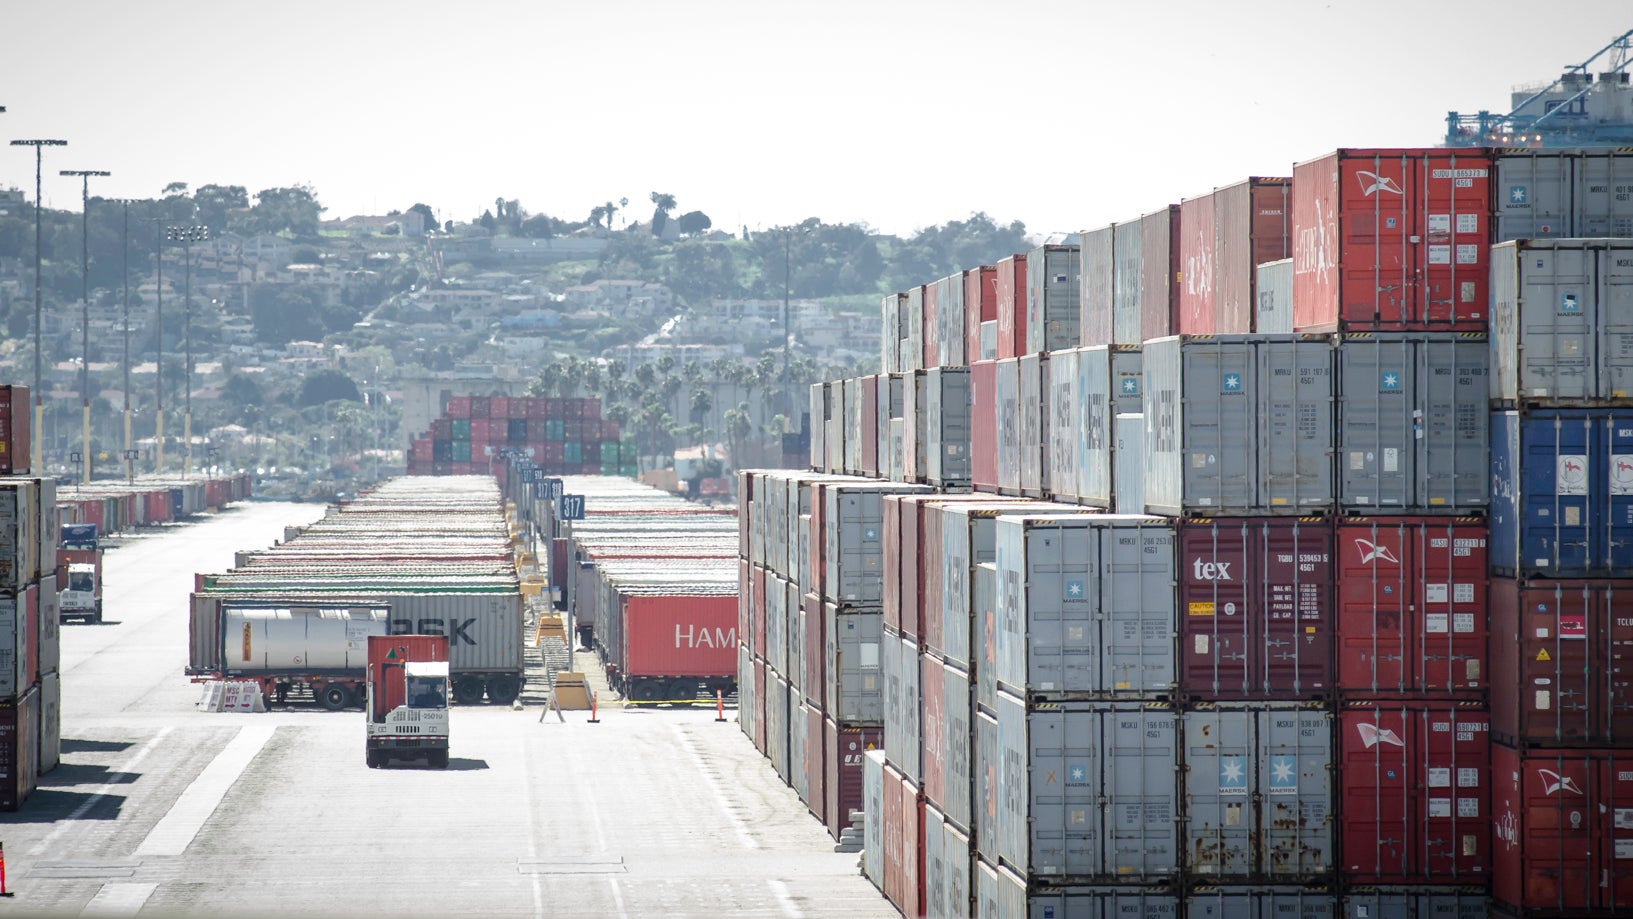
[116,199,137,483]
[150,215,167,476]
[61,168,109,484]
[10,138,67,475]
[166,225,208,477]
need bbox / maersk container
[1046,349,1082,503]
[944,821,973,919]
[925,368,971,488]
[1018,354,1047,498]
[943,661,973,834]
[972,361,999,493]
[1493,147,1633,241]
[1490,238,1633,405]
[1257,258,1294,335]
[1336,334,1489,512]
[823,481,933,606]
[995,359,1021,495]
[1181,704,1334,880]
[1144,335,1335,515]
[1080,225,1116,348]
[864,748,886,889]
[1078,345,1144,508]
[1489,408,1633,577]
[994,514,1177,699]
[1339,888,1486,919]
[825,603,884,724]
[1114,221,1145,347]
[1114,414,1147,515]
[1026,244,1082,354]
[993,691,1180,879]
[1189,887,1338,918]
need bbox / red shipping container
[920,502,947,657]
[903,777,922,919]
[753,660,767,753]
[1491,578,1633,747]
[412,439,433,462]
[621,594,736,677]
[861,375,880,478]
[0,385,29,475]
[470,395,490,419]
[470,418,489,442]
[543,398,562,420]
[751,564,767,661]
[994,254,1027,360]
[366,634,449,719]
[805,702,826,824]
[1178,517,1334,700]
[1140,205,1182,342]
[1335,518,1489,699]
[883,762,905,906]
[1338,703,1490,883]
[523,397,543,418]
[825,718,882,840]
[489,395,509,419]
[965,267,996,364]
[970,361,998,493]
[0,686,40,812]
[1491,744,1633,913]
[804,592,824,710]
[921,653,946,811]
[1292,148,1492,331]
[602,419,620,441]
[1178,177,1293,335]
[445,395,471,418]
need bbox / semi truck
[366,634,450,768]
[57,523,103,624]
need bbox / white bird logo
[1354,538,1400,566]
[1539,769,1584,796]
[1357,171,1405,196]
[1356,723,1406,749]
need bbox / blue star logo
[1561,293,1580,314]
[1381,372,1400,391]
[1510,185,1528,204]
[1223,374,1242,391]
[863,527,878,541]
[1121,377,1139,395]
[1220,757,1247,790]
[1068,764,1087,783]
[1065,579,1085,600]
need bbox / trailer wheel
[319,684,351,711]
[628,680,661,707]
[366,750,381,768]
[92,601,103,625]
[486,674,520,706]
[452,676,487,705]
[667,680,696,707]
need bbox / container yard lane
[5,501,893,918]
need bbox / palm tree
[649,191,677,237]
[689,388,713,426]
[724,402,752,472]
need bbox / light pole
[149,215,168,476]
[117,200,135,482]
[11,138,67,475]
[61,168,109,484]
[167,225,208,477]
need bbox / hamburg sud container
[965,266,996,365]
[1025,244,1081,354]
[971,361,999,493]
[1292,148,1493,332]
[1181,703,1333,879]
[1490,578,1633,748]
[1491,744,1633,915]
[1079,224,1116,348]
[1142,335,1335,516]
[1178,518,1334,700]
[995,253,1027,360]
[995,514,1177,699]
[1141,205,1182,342]
[1489,408,1633,578]
[1337,704,1491,883]
[1076,345,1144,509]
[1336,333,1490,513]
[991,692,1179,879]
[1177,176,1292,336]
[1490,238,1633,405]
[1334,518,1489,698]
[1492,147,1633,240]
[925,368,971,489]
[1114,220,1145,347]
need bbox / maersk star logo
[1270,756,1297,791]
[1068,764,1087,783]
[1357,170,1405,196]
[1354,538,1400,566]
[1510,185,1528,204]
[1122,377,1139,395]
[1220,757,1248,791]
[1380,372,1400,391]
[863,527,878,541]
[1540,769,1585,796]
[1223,374,1242,392]
[1065,579,1085,600]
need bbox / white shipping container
[37,573,58,678]
[1113,414,1147,515]
[0,590,28,698]
[39,668,59,774]
[825,382,845,474]
[943,822,973,919]
[0,481,39,590]
[996,359,1020,494]
[924,802,948,919]
[810,384,828,470]
[925,368,972,488]
[1018,355,1046,497]
[1256,258,1293,334]
[823,482,933,606]
[1077,346,1144,508]
[1490,238,1633,404]
[844,378,863,476]
[864,748,887,890]
[34,477,54,582]
[1046,349,1082,504]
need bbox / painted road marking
[35,728,173,856]
[79,882,158,917]
[135,724,275,857]
[672,725,757,850]
[768,878,803,918]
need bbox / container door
[1339,337,1416,510]
[1414,520,1489,695]
[1339,708,1412,881]
[1607,411,1633,574]
[1183,339,1258,512]
[1182,708,1255,877]
[1180,522,1253,698]
[1600,586,1633,743]
[1517,582,1595,745]
[1104,706,1179,878]
[1258,519,1334,697]
[1520,412,1595,576]
[1259,339,1334,510]
[1417,708,1489,880]
[1100,521,1178,697]
[1260,707,1333,878]
[1416,335,1489,511]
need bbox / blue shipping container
[1490,408,1633,577]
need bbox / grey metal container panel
[975,706,1000,862]
[1494,149,1633,241]
[927,368,972,487]
[791,695,809,803]
[911,371,929,484]
[881,295,899,375]
[1103,706,1180,878]
[826,382,845,473]
[940,274,968,368]
[1142,336,1260,515]
[1418,335,1489,510]
[877,374,893,481]
[1256,258,1294,334]
[1338,889,1485,919]
[996,516,1093,696]
[1019,355,1046,496]
[1258,707,1333,878]
[1259,337,1336,510]
[976,857,999,919]
[943,509,974,668]
[1114,222,1145,345]
[997,690,1098,878]
[1024,887,1182,919]
[766,573,787,678]
[888,419,906,484]
[1337,336,1417,509]
[864,749,886,888]
[391,592,526,674]
[1078,346,1115,508]
[768,673,790,784]
[884,629,903,773]
[844,378,863,475]
[738,645,754,745]
[1607,243,1633,400]
[1114,414,1147,515]
[1098,518,1178,696]
[943,821,973,919]
[905,287,925,373]
[1576,152,1633,236]
[1489,239,1590,402]
[981,321,999,362]
[1027,245,1083,354]
[40,669,60,774]
[1046,349,1082,503]
[1081,225,1117,347]
[38,574,58,677]
[944,662,974,833]
[1112,348,1144,417]
[1188,887,1337,918]
[826,606,883,724]
[1182,708,1255,878]
[924,802,948,919]
[903,635,922,786]
[974,562,999,714]
[997,360,1021,493]
[791,598,805,700]
[798,514,814,600]
[996,863,1026,919]
[824,482,933,605]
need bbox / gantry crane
[1446,28,1633,147]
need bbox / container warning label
[1189,602,1215,617]
[1194,634,1210,654]
[1537,649,1551,661]
[1383,448,1398,473]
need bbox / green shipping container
[451,419,471,440]
[545,419,565,442]
[451,440,471,462]
[563,441,582,464]
[620,464,639,478]
[600,455,620,476]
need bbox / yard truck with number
[366,634,451,768]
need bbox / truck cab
[366,636,451,769]
[58,523,103,624]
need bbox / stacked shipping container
[406,396,636,477]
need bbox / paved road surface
[5,501,895,919]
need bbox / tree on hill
[676,210,712,236]
[649,191,676,237]
[296,369,361,407]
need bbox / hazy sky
[3,2,1628,239]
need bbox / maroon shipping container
[445,395,471,418]
[0,685,40,811]
[1491,744,1633,914]
[903,778,922,919]
[825,718,882,840]
[1338,703,1490,883]
[751,564,768,661]
[861,375,880,478]
[922,282,940,371]
[0,385,30,475]
[1292,148,1492,332]
[1140,205,1181,342]
[803,592,824,709]
[965,267,996,363]
[921,652,946,812]
[994,254,1027,360]
[1178,177,1293,335]
[1491,578,1633,747]
[970,361,998,493]
[805,702,826,824]
[1335,518,1489,699]
[1179,518,1335,700]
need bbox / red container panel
[803,592,824,709]
[1292,148,1492,331]
[1180,178,1293,335]
[1335,518,1489,698]
[1178,190,1219,334]
[0,686,40,811]
[970,361,998,492]
[1492,745,1633,913]
[920,502,947,658]
[751,565,767,661]
[861,375,880,478]
[965,267,996,363]
[921,653,946,811]
[902,778,921,918]
[883,762,905,907]
[1339,704,1490,883]
[1140,205,1181,342]
[994,255,1027,360]
[624,595,736,678]
[367,634,450,719]
[1491,578,1633,747]
[825,718,882,841]
[1178,518,1334,700]
[0,385,30,474]
[805,702,826,824]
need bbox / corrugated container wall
[937,273,967,368]
[1017,355,1046,498]
[1045,349,1081,504]
[882,293,905,374]
[904,286,925,373]
[1489,238,1633,406]
[1025,245,1081,354]
[1490,577,1633,747]
[1140,206,1181,342]
[1113,221,1146,346]
[995,255,1027,361]
[1491,743,1633,915]
[970,361,998,493]
[809,384,828,471]
[1080,225,1116,348]
[923,282,940,373]
[1492,147,1633,240]
[1256,258,1294,335]
[995,359,1020,494]
[1078,345,1143,509]
[965,267,997,368]
[1114,413,1147,515]
[1180,178,1293,335]
[925,368,971,489]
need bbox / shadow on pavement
[59,739,135,754]
[3,788,127,823]
[446,758,489,771]
[36,762,140,787]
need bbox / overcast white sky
[3,2,1628,239]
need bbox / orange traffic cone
[1,840,14,897]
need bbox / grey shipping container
[1080,224,1117,348]
[768,672,790,783]
[38,573,58,678]
[974,562,1000,715]
[823,481,933,606]
[997,359,1021,494]
[1256,258,1293,335]
[939,273,968,369]
[766,572,787,677]
[976,707,1000,861]
[939,502,1076,670]
[1181,705,1333,881]
[1046,349,1082,504]
[1027,245,1083,354]
[993,691,1180,879]
[925,802,948,919]
[864,748,886,889]
[885,629,904,775]
[902,635,921,785]
[904,287,925,373]
[977,857,998,919]
[995,514,1178,699]
[944,821,973,919]
[943,661,974,833]
[1078,345,1144,508]
[1114,221,1146,346]
[738,645,754,746]
[1188,887,1338,918]
[844,377,863,475]
[877,374,893,483]
[1338,888,1486,919]
[39,668,60,774]
[926,368,973,488]
[996,871,1181,918]
[790,693,809,803]
[1490,238,1633,405]
[1019,354,1047,498]
[825,604,884,723]
[981,321,998,362]
[1143,335,1335,515]
[1493,148,1633,241]
[906,371,927,484]
[825,381,845,474]
[35,477,54,582]
[1114,414,1147,515]
[1336,333,1489,511]
[881,294,902,375]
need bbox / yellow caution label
[1537,649,1551,662]
[1189,602,1216,617]
[1305,626,1316,634]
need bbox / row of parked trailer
[492,456,739,704]
[187,475,527,707]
